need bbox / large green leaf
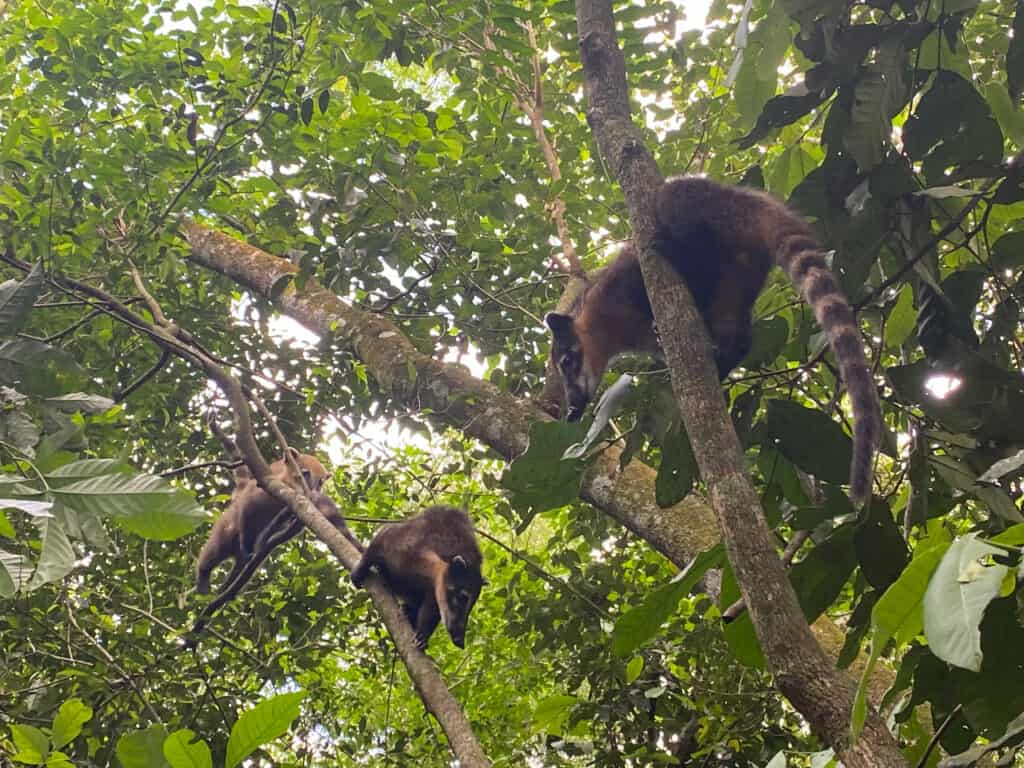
[10,723,49,765]
[26,520,75,590]
[0,548,30,596]
[53,473,206,540]
[162,729,212,768]
[789,526,857,622]
[501,420,589,517]
[50,699,93,750]
[655,424,696,508]
[225,691,305,768]
[923,535,1008,673]
[0,260,44,336]
[852,540,949,738]
[116,725,170,768]
[765,400,853,484]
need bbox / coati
[195,439,360,595]
[545,175,881,504]
[350,505,485,650]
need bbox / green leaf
[225,691,304,768]
[53,473,206,540]
[765,400,853,484]
[116,725,170,768]
[720,562,765,669]
[11,723,49,765]
[0,548,30,596]
[884,284,916,349]
[924,534,1007,672]
[317,89,330,115]
[625,655,644,684]
[531,695,578,736]
[163,730,212,768]
[26,520,75,590]
[0,260,44,336]
[300,97,314,126]
[844,42,906,171]
[852,541,949,738]
[501,420,589,516]
[655,424,695,508]
[612,545,724,656]
[50,699,92,750]
[790,526,857,622]
[854,499,910,592]
[46,459,132,483]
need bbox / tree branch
[572,2,905,765]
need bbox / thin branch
[915,704,963,768]
[115,349,171,402]
[159,458,244,478]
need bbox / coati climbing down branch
[545,176,881,504]
[351,505,485,650]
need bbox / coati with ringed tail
[545,176,881,504]
[351,505,485,650]
[195,423,361,596]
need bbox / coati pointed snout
[545,312,600,420]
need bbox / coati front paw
[413,632,428,650]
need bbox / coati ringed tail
[545,175,881,504]
[351,505,485,650]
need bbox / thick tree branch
[572,3,905,765]
[180,220,896,708]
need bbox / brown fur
[350,506,485,650]
[546,175,880,504]
[195,447,359,594]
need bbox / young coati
[545,175,881,504]
[195,441,360,595]
[350,505,485,650]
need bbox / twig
[159,458,244,478]
[915,704,963,768]
[115,349,171,402]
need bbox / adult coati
[195,431,360,595]
[351,506,485,650]
[545,175,881,504]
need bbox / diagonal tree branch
[180,220,896,708]
[572,2,904,765]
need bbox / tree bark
[181,222,895,708]
[572,2,905,766]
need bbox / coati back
[195,444,360,595]
[545,175,881,504]
[350,505,485,650]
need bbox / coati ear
[544,312,575,341]
[286,447,301,459]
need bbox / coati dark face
[545,312,601,422]
[438,555,484,648]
